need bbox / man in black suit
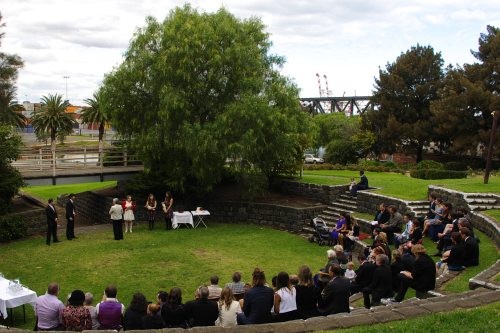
[45,198,59,245]
[460,227,479,267]
[318,264,351,315]
[65,193,76,240]
[350,254,376,294]
[393,244,436,302]
[184,286,218,327]
[363,254,393,308]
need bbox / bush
[410,168,467,180]
[416,160,444,170]
[382,161,397,168]
[445,161,468,171]
[0,216,27,242]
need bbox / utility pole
[484,110,499,184]
[63,76,70,101]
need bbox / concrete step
[337,197,357,205]
[330,202,357,211]
[469,205,500,211]
[466,198,498,205]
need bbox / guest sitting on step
[350,170,369,197]
[379,205,403,245]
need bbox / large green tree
[363,44,444,162]
[101,5,310,192]
[0,87,25,127]
[0,124,24,213]
[0,13,23,94]
[31,94,74,154]
[82,90,109,163]
[431,25,500,155]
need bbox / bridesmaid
[145,194,157,230]
[162,191,174,230]
[122,195,136,233]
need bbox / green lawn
[21,181,117,200]
[483,209,500,223]
[300,170,500,200]
[323,301,500,333]
[0,223,327,329]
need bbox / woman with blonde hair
[215,287,241,327]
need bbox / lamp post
[484,110,499,184]
[63,76,70,101]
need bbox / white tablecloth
[191,210,210,228]
[172,211,194,229]
[0,277,37,319]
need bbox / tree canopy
[431,25,500,155]
[101,5,309,193]
[362,44,444,162]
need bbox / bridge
[300,95,374,115]
[13,146,143,186]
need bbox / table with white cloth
[191,210,210,228]
[172,211,194,229]
[0,277,37,325]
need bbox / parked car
[304,154,324,164]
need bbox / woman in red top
[122,195,136,233]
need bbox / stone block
[338,313,377,328]
[420,301,456,312]
[304,315,342,331]
[370,309,405,323]
[449,297,483,308]
[392,305,431,318]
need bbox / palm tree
[31,93,75,163]
[81,90,109,162]
[0,88,26,128]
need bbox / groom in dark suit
[65,194,76,240]
[46,198,59,245]
[318,264,351,315]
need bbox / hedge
[0,216,27,242]
[410,168,467,180]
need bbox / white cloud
[0,0,499,104]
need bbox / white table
[191,210,210,228]
[172,211,194,229]
[0,277,37,324]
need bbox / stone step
[330,202,357,211]
[469,205,500,211]
[466,198,498,205]
[337,197,358,205]
[339,193,357,201]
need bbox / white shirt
[345,269,356,280]
[109,204,123,220]
[276,287,297,313]
[215,300,241,327]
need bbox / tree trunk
[416,144,423,163]
[99,123,105,167]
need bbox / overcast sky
[1,0,499,105]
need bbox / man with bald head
[35,282,65,330]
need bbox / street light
[484,110,499,184]
[63,76,70,101]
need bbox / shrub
[410,169,467,180]
[382,161,397,168]
[0,216,27,242]
[416,160,444,170]
[445,161,468,171]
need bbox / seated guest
[315,249,338,288]
[422,192,438,223]
[237,268,274,325]
[379,206,403,244]
[225,272,245,295]
[350,170,368,197]
[423,198,444,237]
[435,213,467,256]
[295,265,319,319]
[35,282,65,331]
[373,203,390,226]
[157,290,168,311]
[373,232,391,263]
[438,232,465,272]
[333,244,349,273]
[461,227,479,267]
[161,287,188,328]
[363,254,393,308]
[141,303,164,329]
[391,250,404,292]
[344,262,356,281]
[317,264,351,315]
[208,275,222,300]
[394,213,413,248]
[393,245,436,302]
[184,286,218,327]
[330,213,348,246]
[273,271,298,322]
[96,285,125,330]
[350,254,376,295]
[289,274,299,287]
[84,292,99,330]
[62,290,92,331]
[215,287,242,327]
[123,292,148,330]
[407,219,423,247]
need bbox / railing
[12,147,142,172]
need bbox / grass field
[300,170,500,200]
[324,301,500,333]
[483,209,500,224]
[21,181,117,201]
[0,223,327,329]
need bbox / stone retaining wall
[279,181,348,204]
[428,185,470,209]
[206,201,327,232]
[470,211,500,247]
[356,191,412,215]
